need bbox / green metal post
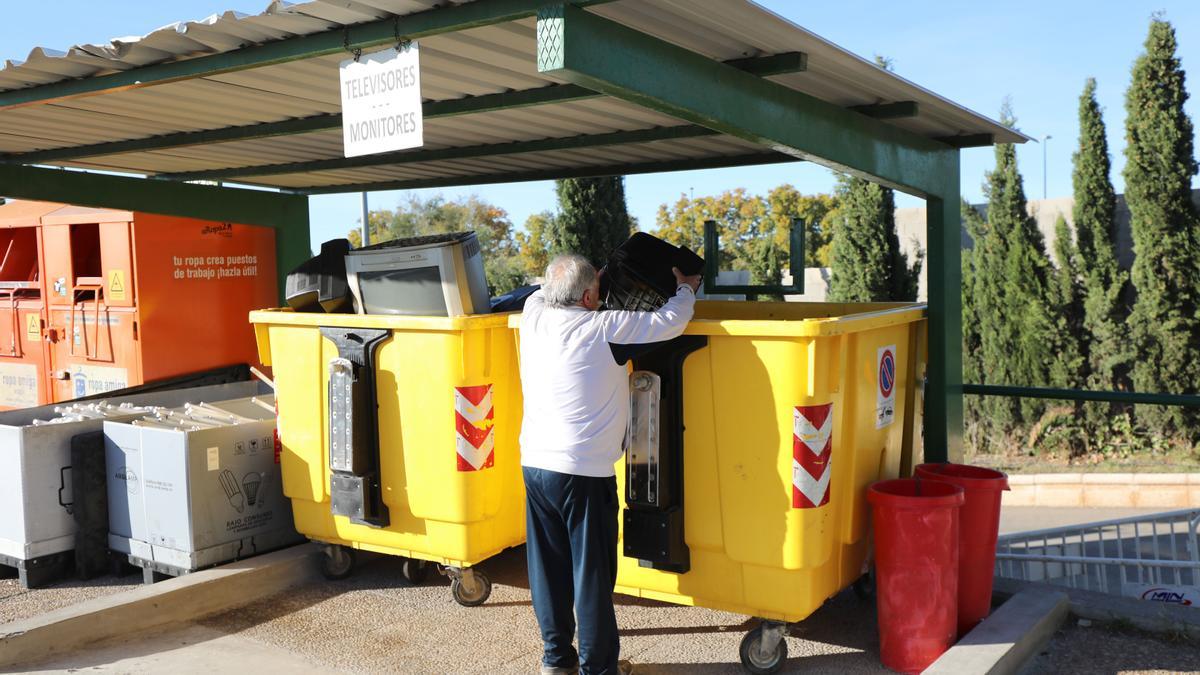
[0,164,309,299]
[923,153,963,463]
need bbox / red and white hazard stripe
[455,384,495,471]
[792,403,833,508]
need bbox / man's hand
[673,267,702,293]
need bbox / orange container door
[42,222,107,307]
[0,300,49,409]
[47,306,140,403]
[99,221,135,308]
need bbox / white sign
[875,344,897,429]
[339,43,423,158]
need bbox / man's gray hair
[543,254,598,308]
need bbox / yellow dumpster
[250,308,524,606]
[511,300,926,671]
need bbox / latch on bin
[623,335,706,573]
[321,327,390,528]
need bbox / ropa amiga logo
[1141,588,1194,606]
[201,223,234,238]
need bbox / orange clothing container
[0,200,278,409]
[0,201,58,409]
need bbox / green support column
[923,153,963,463]
[0,164,309,299]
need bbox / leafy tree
[826,173,922,302]
[1122,15,1200,440]
[549,176,633,267]
[653,186,838,281]
[346,194,526,294]
[1071,77,1133,434]
[515,210,555,279]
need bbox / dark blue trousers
[523,466,620,675]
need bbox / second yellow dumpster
[251,309,523,606]
[511,299,926,671]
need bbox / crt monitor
[344,232,491,316]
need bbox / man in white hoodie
[519,254,700,675]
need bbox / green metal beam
[963,384,1200,407]
[934,133,994,148]
[161,125,722,182]
[849,101,919,119]
[0,164,309,297]
[535,3,954,197]
[0,0,616,110]
[299,151,794,194]
[3,51,809,165]
[923,155,963,464]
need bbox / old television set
[344,232,491,316]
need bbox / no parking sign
[876,345,896,429]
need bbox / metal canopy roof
[0,0,1027,195]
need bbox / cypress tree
[827,174,921,302]
[828,55,922,303]
[1049,215,1086,389]
[1071,77,1132,431]
[982,101,1058,427]
[550,176,634,267]
[961,200,989,448]
[1123,16,1200,439]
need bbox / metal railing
[995,509,1200,595]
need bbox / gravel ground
[0,570,140,624]
[1025,620,1200,675]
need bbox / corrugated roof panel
[0,0,1025,193]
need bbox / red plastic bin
[867,478,964,673]
[915,462,1010,637]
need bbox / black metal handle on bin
[58,465,74,515]
[702,218,805,296]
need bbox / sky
[2,1,1199,248]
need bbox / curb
[992,576,1200,641]
[923,588,1068,675]
[1003,473,1200,508]
[0,543,320,669]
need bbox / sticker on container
[455,384,495,471]
[25,314,40,341]
[0,362,39,408]
[108,269,127,301]
[207,446,220,472]
[1123,583,1195,606]
[793,403,833,508]
[70,364,128,398]
[876,345,897,429]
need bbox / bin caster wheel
[401,558,430,585]
[852,569,875,601]
[739,623,788,675]
[450,569,492,607]
[319,545,356,581]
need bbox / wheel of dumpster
[401,558,430,585]
[451,569,492,607]
[852,568,875,601]
[739,625,788,675]
[319,545,356,580]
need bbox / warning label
[108,269,127,301]
[25,314,40,341]
[876,345,897,429]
